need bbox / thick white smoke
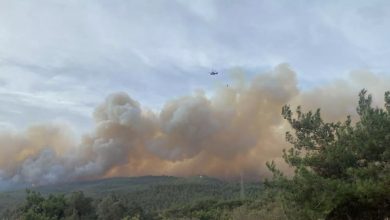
[0,64,389,185]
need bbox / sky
[1,0,390,134]
[1,0,390,186]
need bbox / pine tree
[267,90,390,220]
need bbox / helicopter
[209,70,228,86]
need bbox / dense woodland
[0,176,268,220]
[0,90,389,220]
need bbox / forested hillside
[0,176,269,219]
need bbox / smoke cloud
[0,64,389,185]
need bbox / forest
[0,176,268,219]
[0,90,389,220]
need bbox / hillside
[0,175,264,218]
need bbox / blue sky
[1,0,390,133]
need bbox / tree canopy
[267,89,390,220]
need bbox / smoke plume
[0,64,389,185]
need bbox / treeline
[1,180,267,220]
[2,189,286,220]
[3,190,149,220]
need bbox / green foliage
[20,190,67,220]
[1,177,267,220]
[66,191,95,219]
[96,194,129,220]
[268,90,390,219]
[162,199,246,220]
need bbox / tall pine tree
[267,90,390,220]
